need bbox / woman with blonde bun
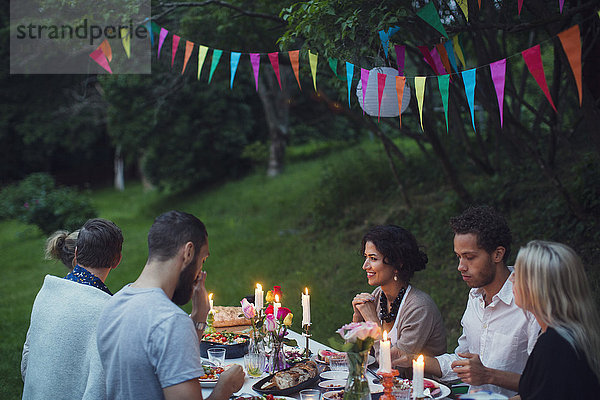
[44,229,79,270]
[511,240,600,399]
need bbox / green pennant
[437,74,450,133]
[416,3,448,39]
[328,57,346,81]
[208,49,223,84]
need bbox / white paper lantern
[356,66,411,117]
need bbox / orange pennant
[436,43,452,75]
[182,41,194,74]
[288,50,302,90]
[395,76,406,128]
[99,39,112,62]
[558,25,582,106]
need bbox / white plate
[424,378,451,399]
[322,390,344,400]
[199,378,218,388]
[318,379,345,390]
[320,371,349,380]
[369,383,383,394]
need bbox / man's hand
[208,365,245,400]
[451,352,491,386]
[190,271,210,324]
[352,293,377,322]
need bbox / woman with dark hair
[352,225,446,372]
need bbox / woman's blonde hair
[44,230,79,270]
[514,240,600,380]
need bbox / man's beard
[172,257,198,306]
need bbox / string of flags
[89,3,598,133]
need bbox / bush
[0,173,97,234]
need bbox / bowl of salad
[200,331,249,359]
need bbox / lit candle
[209,293,214,313]
[302,287,311,326]
[412,354,424,398]
[379,330,392,373]
[273,294,281,319]
[255,283,264,311]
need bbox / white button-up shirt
[435,269,540,398]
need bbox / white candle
[412,354,424,398]
[379,330,392,373]
[273,294,281,319]
[255,283,264,311]
[302,287,311,326]
[209,293,214,312]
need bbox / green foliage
[0,173,97,234]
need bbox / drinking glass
[207,347,226,366]
[300,389,321,400]
[244,353,266,377]
[329,353,348,371]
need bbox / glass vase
[344,350,371,400]
[267,338,287,373]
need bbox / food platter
[200,332,249,359]
[235,395,297,400]
[198,364,225,388]
[252,365,321,396]
[393,378,451,399]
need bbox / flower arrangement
[336,321,381,353]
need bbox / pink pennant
[89,48,112,74]
[490,59,507,128]
[430,48,446,76]
[518,0,523,15]
[418,46,438,74]
[377,73,386,122]
[171,35,180,67]
[268,52,282,90]
[361,68,369,115]
[522,45,557,112]
[559,0,564,13]
[157,28,168,59]
[250,53,260,92]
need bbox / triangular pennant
[230,52,241,89]
[328,58,344,80]
[395,45,405,75]
[250,53,260,92]
[99,39,112,62]
[208,49,223,84]
[416,2,449,39]
[171,35,180,68]
[346,62,354,108]
[379,30,390,58]
[522,45,557,112]
[518,0,523,15]
[478,0,482,9]
[288,50,302,90]
[430,47,446,76]
[144,21,154,47]
[457,0,468,21]
[461,68,477,132]
[558,25,582,106]
[490,59,507,128]
[559,0,564,13]
[415,76,426,131]
[438,74,450,132]
[452,35,466,68]
[436,43,452,75]
[120,28,131,59]
[360,68,369,114]
[197,45,208,80]
[151,21,160,35]
[89,47,112,74]
[377,73,386,122]
[182,41,194,74]
[395,76,406,128]
[444,41,459,73]
[418,46,438,74]
[309,51,318,91]
[268,52,282,90]
[157,28,168,59]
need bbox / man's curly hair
[450,205,512,263]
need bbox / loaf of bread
[264,360,318,390]
[212,306,251,327]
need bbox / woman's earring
[393,275,398,281]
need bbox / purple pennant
[361,68,369,115]
[430,48,446,76]
[395,45,405,75]
[489,59,507,128]
[250,53,260,92]
[157,28,168,59]
[559,0,564,13]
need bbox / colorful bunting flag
[288,50,301,90]
[250,53,260,91]
[346,62,354,107]
[418,46,438,74]
[444,41,459,73]
[208,49,222,84]
[361,68,369,114]
[436,43,452,75]
[89,47,112,74]
[268,52,282,90]
[478,0,482,9]
[377,73,386,122]
[452,35,467,68]
[558,25,582,106]
[415,76,426,131]
[99,39,112,62]
[309,51,318,91]
[438,74,450,132]
[379,30,391,58]
[416,2,449,39]
[457,0,469,21]
[461,68,477,132]
[395,76,406,128]
[144,21,154,47]
[518,0,523,15]
[182,40,194,74]
[171,35,180,68]
[430,48,446,76]
[230,52,241,89]
[559,0,564,13]
[120,28,131,59]
[328,58,344,80]
[522,45,557,112]
[197,45,208,80]
[395,45,405,75]
[157,28,168,59]
[489,59,507,127]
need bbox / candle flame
[209,293,213,300]
[305,287,309,295]
[383,330,388,341]
[275,294,279,302]
[256,283,262,290]
[417,354,424,363]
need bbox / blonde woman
[44,229,79,270]
[511,241,600,399]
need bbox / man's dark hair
[148,210,207,261]
[361,225,428,283]
[76,218,123,269]
[450,205,512,263]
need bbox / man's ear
[493,246,506,263]
[182,242,195,265]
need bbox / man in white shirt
[393,206,539,397]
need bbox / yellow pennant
[457,0,468,21]
[309,50,318,91]
[120,28,131,58]
[197,46,208,80]
[452,35,466,68]
[415,76,426,131]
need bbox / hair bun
[415,250,428,271]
